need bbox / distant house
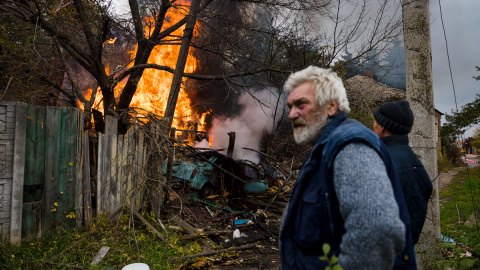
[344,75,443,147]
[344,75,406,129]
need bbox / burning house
[65,1,286,199]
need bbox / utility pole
[402,0,441,268]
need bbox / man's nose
[288,108,298,120]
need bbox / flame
[103,37,117,46]
[79,0,209,144]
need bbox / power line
[439,0,479,240]
[438,0,458,113]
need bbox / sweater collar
[380,134,409,145]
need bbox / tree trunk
[163,0,201,129]
[115,1,170,112]
[402,0,441,268]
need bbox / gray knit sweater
[333,143,405,269]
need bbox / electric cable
[439,0,479,239]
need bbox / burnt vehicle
[164,149,281,198]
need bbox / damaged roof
[344,75,406,105]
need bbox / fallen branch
[167,225,203,234]
[171,216,197,235]
[178,230,232,240]
[127,204,165,242]
[91,246,110,266]
[44,262,87,269]
[168,244,255,261]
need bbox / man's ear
[379,126,387,137]
[326,100,339,116]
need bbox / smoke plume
[196,88,285,163]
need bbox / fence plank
[43,107,63,232]
[97,134,105,215]
[57,107,75,227]
[103,116,117,215]
[125,128,138,205]
[108,117,118,215]
[115,134,124,216]
[74,110,84,227]
[43,107,60,231]
[22,105,46,240]
[119,134,128,206]
[132,126,143,210]
[82,132,92,223]
[11,102,27,245]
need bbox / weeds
[0,212,201,270]
[438,148,454,173]
[438,167,480,269]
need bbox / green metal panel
[21,105,83,239]
[43,107,80,230]
[43,107,60,232]
[55,107,79,228]
[22,105,46,239]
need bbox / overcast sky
[430,0,480,137]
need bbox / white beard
[293,112,327,145]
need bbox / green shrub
[438,147,454,173]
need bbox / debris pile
[160,164,294,269]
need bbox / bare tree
[0,0,403,129]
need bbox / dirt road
[438,154,479,190]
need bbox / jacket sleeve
[333,142,405,270]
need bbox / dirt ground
[165,192,284,270]
[174,155,479,270]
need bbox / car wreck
[164,133,283,198]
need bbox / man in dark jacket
[280,66,416,269]
[373,100,433,244]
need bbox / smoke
[196,88,285,163]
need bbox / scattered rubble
[160,165,292,269]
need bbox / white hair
[283,66,350,113]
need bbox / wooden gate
[21,105,84,241]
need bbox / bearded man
[279,66,416,269]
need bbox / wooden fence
[96,116,147,216]
[0,102,148,245]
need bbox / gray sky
[430,0,480,138]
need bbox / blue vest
[280,113,416,269]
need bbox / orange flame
[80,0,209,144]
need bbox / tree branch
[55,42,88,104]
[115,64,291,82]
